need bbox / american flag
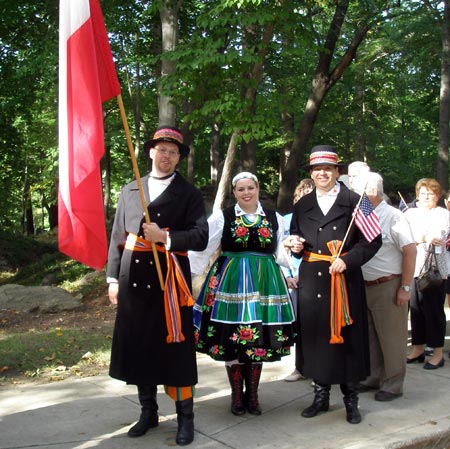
[355,193,382,242]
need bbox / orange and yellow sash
[303,240,352,344]
[125,233,194,344]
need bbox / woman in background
[404,178,450,369]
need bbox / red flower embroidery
[205,293,215,307]
[239,327,254,341]
[235,226,248,237]
[254,348,267,357]
[258,227,270,238]
[208,276,218,289]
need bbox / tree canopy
[1,0,448,234]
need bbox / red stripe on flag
[354,194,382,243]
[58,0,120,270]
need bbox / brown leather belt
[365,273,401,287]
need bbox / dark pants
[410,280,446,348]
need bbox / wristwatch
[400,285,411,292]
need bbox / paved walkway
[1,311,450,449]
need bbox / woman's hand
[286,276,298,289]
[290,236,305,253]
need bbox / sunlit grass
[0,326,112,382]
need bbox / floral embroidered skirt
[193,251,296,362]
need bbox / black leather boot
[244,362,262,415]
[301,382,330,418]
[226,364,246,415]
[175,397,194,446]
[341,382,362,424]
[128,385,159,437]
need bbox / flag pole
[336,185,367,259]
[398,191,409,211]
[116,94,165,290]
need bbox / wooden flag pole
[398,191,409,211]
[116,94,165,290]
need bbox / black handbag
[416,245,443,292]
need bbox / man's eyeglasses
[155,147,179,158]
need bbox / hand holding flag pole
[116,95,165,290]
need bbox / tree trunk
[437,0,450,190]
[277,0,374,212]
[277,78,328,213]
[241,140,257,173]
[158,1,181,127]
[211,122,221,185]
[355,62,366,161]
[212,21,274,211]
[213,131,241,211]
[23,179,34,235]
[181,121,195,183]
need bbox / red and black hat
[303,145,346,170]
[143,126,190,158]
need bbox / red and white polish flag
[58,0,120,270]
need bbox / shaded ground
[0,285,115,333]
[0,285,117,384]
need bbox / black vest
[221,206,278,254]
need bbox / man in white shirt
[355,172,416,401]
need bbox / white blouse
[188,201,292,276]
[404,206,450,278]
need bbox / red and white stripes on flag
[58,0,120,270]
[355,193,382,243]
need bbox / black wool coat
[107,173,208,386]
[290,183,382,385]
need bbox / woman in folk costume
[107,126,208,446]
[290,146,382,424]
[189,172,295,416]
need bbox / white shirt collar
[235,201,266,217]
[316,182,340,198]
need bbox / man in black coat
[107,126,208,445]
[289,145,381,424]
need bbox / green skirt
[193,251,296,362]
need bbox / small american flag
[355,193,382,242]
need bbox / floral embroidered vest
[221,206,278,254]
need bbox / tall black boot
[244,362,262,415]
[341,382,362,424]
[128,385,159,437]
[226,364,246,415]
[301,382,330,418]
[175,397,194,446]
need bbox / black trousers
[410,280,446,348]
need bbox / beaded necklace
[241,214,262,227]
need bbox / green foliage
[0,0,448,234]
[0,230,101,297]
